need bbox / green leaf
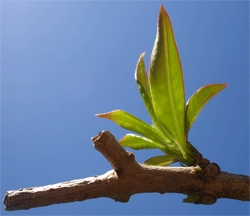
[96,110,166,146]
[119,134,164,151]
[183,194,201,204]
[135,53,174,144]
[135,53,155,123]
[149,5,186,154]
[185,84,227,134]
[144,155,176,166]
[135,52,150,96]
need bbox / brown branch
[3,131,250,211]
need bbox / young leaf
[135,52,150,96]
[119,134,164,151]
[120,133,182,156]
[96,110,167,145]
[135,53,174,144]
[135,53,155,124]
[185,84,227,134]
[144,155,176,166]
[149,5,186,154]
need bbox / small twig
[3,131,250,211]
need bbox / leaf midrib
[163,19,184,149]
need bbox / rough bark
[3,131,250,211]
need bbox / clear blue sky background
[1,1,249,215]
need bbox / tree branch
[3,131,250,211]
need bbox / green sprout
[96,5,227,167]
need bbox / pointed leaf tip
[160,4,166,14]
[186,84,227,133]
[135,52,149,93]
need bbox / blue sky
[1,1,249,215]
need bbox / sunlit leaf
[96,110,166,145]
[144,155,176,166]
[135,52,150,96]
[120,134,181,156]
[135,53,155,123]
[185,84,227,134]
[135,53,174,144]
[149,5,186,154]
[119,134,164,150]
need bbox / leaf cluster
[96,5,227,166]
